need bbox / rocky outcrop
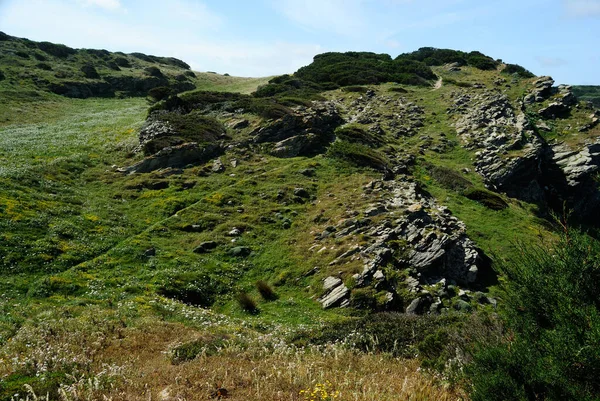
[119,142,221,174]
[538,85,577,119]
[252,101,343,157]
[452,91,546,202]
[317,176,494,312]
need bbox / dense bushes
[37,41,76,58]
[502,63,535,78]
[295,52,435,87]
[397,47,499,71]
[468,228,600,400]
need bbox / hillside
[1,39,600,401]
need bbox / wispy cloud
[563,0,600,17]
[536,56,568,67]
[77,0,123,11]
[273,0,366,37]
[169,0,223,28]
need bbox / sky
[0,0,599,84]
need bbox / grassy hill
[1,38,600,401]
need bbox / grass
[1,41,596,400]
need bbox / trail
[433,75,443,90]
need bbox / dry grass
[1,312,467,401]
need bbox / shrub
[463,188,508,210]
[148,86,173,102]
[335,126,382,147]
[327,140,390,172]
[170,335,229,364]
[256,280,278,301]
[37,41,76,58]
[15,50,29,59]
[295,51,435,87]
[0,31,10,41]
[427,164,473,191]
[342,86,369,93]
[156,270,220,307]
[106,61,120,71]
[0,70,4,81]
[468,228,600,401]
[466,51,499,70]
[80,63,100,79]
[33,52,47,61]
[144,66,164,78]
[502,63,535,78]
[237,292,259,314]
[114,56,131,68]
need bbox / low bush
[37,41,76,58]
[144,66,164,78]
[463,188,508,210]
[295,51,435,87]
[468,228,600,401]
[155,270,222,307]
[170,335,230,364]
[335,126,382,147]
[113,56,131,68]
[342,86,369,93]
[327,140,390,172]
[36,62,52,71]
[427,164,473,191]
[80,63,100,79]
[502,63,535,78]
[148,86,172,102]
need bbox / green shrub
[148,86,172,102]
[463,188,508,210]
[468,228,600,401]
[388,86,408,93]
[114,56,131,68]
[502,63,535,78]
[342,86,369,93]
[15,50,29,59]
[327,140,390,171]
[295,51,435,87]
[466,51,499,70]
[427,164,473,191]
[144,66,164,78]
[170,335,229,364]
[256,280,278,301]
[36,62,52,71]
[335,126,382,147]
[37,41,76,58]
[0,70,4,81]
[80,63,100,79]
[155,270,221,307]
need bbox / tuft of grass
[256,280,278,301]
[236,292,259,314]
[463,188,509,211]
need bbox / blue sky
[0,0,599,84]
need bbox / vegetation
[1,33,599,401]
[572,85,600,108]
[469,228,600,400]
[396,47,499,70]
[295,51,435,87]
[502,63,535,78]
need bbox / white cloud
[273,0,366,36]
[536,56,568,67]
[0,0,321,76]
[77,0,123,11]
[563,0,600,17]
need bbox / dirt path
[433,75,443,90]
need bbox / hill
[1,38,600,400]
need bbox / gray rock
[406,294,433,315]
[320,284,350,309]
[323,276,342,291]
[229,246,251,257]
[212,158,225,173]
[119,143,221,174]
